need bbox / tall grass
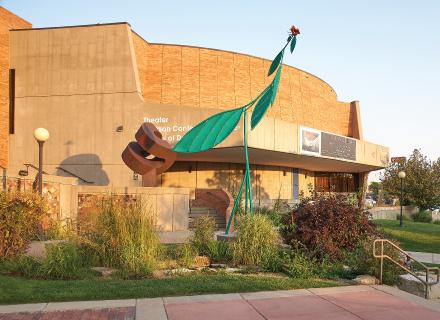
[233,214,280,267]
[190,216,216,255]
[84,196,160,277]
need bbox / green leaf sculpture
[173,107,244,153]
[290,35,297,53]
[251,66,282,129]
[171,25,300,234]
[267,50,284,76]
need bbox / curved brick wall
[132,32,353,137]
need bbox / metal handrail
[373,239,440,299]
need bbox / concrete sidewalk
[407,251,440,264]
[1,285,440,319]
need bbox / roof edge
[10,21,130,32]
[131,29,339,99]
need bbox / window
[314,172,358,193]
[9,69,15,134]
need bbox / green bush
[190,216,216,256]
[0,241,91,280]
[281,251,316,279]
[233,214,280,267]
[177,243,197,268]
[206,240,232,263]
[0,255,41,278]
[39,242,86,279]
[0,192,48,258]
[412,210,432,223]
[255,199,290,228]
[84,196,160,277]
[433,220,440,225]
[342,239,402,284]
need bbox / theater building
[0,7,389,205]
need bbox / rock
[398,273,440,299]
[353,274,379,285]
[91,267,117,278]
[164,268,195,276]
[194,256,210,268]
[225,267,242,273]
[216,232,237,242]
[211,263,227,268]
[26,240,67,259]
[152,270,165,279]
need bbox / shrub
[0,191,48,258]
[342,239,402,284]
[0,255,41,278]
[84,196,160,277]
[412,210,432,223]
[232,214,280,267]
[190,216,216,256]
[177,243,197,268]
[288,193,376,260]
[206,240,232,263]
[39,242,87,279]
[281,250,317,279]
[433,220,440,225]
[256,199,290,228]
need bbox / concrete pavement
[1,285,440,319]
[407,251,440,264]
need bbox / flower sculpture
[173,26,300,234]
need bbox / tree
[381,149,440,210]
[368,182,380,201]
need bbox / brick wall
[0,7,31,168]
[132,32,354,137]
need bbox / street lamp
[33,128,49,196]
[398,171,406,227]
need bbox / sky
[2,0,440,178]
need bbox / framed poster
[321,132,356,161]
[300,127,321,156]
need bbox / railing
[24,163,48,174]
[373,239,440,299]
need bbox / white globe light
[398,171,406,179]
[34,128,50,142]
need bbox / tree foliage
[284,193,376,261]
[381,149,440,210]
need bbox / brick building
[1,7,389,205]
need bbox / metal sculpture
[173,26,300,234]
[122,122,176,186]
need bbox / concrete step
[398,272,440,299]
[188,207,226,230]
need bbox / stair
[189,207,226,230]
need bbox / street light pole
[398,171,406,227]
[38,141,43,196]
[33,128,50,196]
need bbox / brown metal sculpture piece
[122,122,176,186]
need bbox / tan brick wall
[0,7,31,168]
[132,33,354,138]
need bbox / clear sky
[2,0,440,174]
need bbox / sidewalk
[407,251,440,264]
[1,285,440,319]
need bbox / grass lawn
[374,219,440,253]
[0,273,340,305]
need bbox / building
[1,7,389,205]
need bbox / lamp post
[398,171,406,227]
[33,128,49,196]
